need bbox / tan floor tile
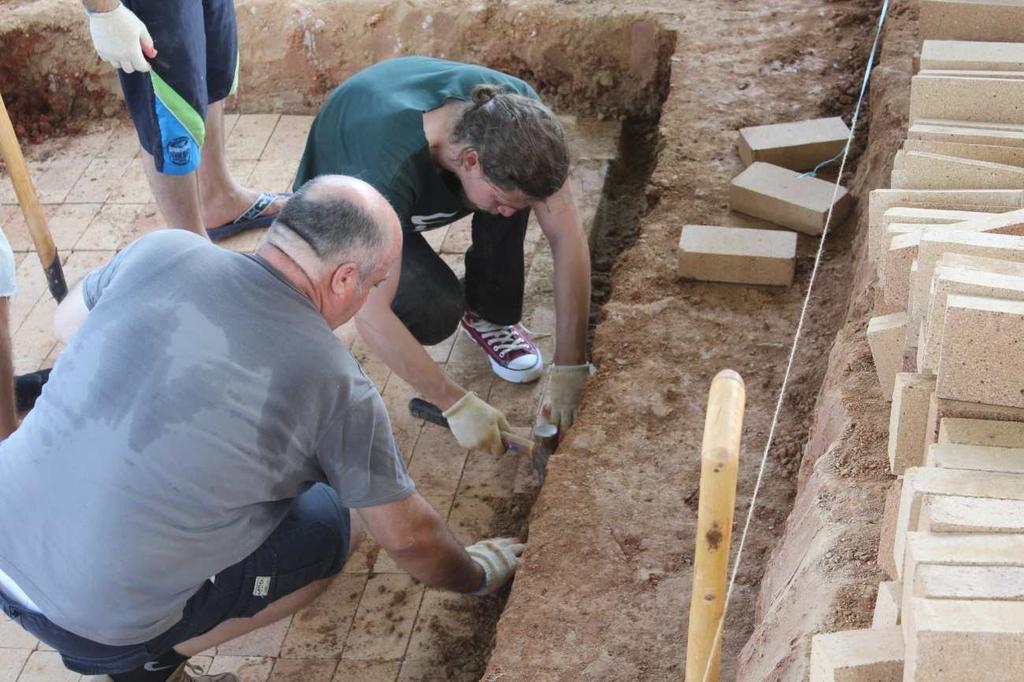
[457,448,519,495]
[116,203,163,249]
[487,378,544,427]
[0,206,17,231]
[12,296,57,374]
[95,120,142,159]
[439,254,465,281]
[279,573,366,659]
[47,204,102,252]
[403,589,476,664]
[0,179,14,205]
[404,426,466,499]
[9,256,48,335]
[397,657,474,682]
[421,226,447,253]
[66,158,135,204]
[222,113,241,138]
[343,536,381,575]
[1,208,36,254]
[260,116,313,163]
[332,659,400,682]
[380,375,424,463]
[0,619,37,650]
[16,651,78,681]
[217,617,291,658]
[443,333,493,398]
[74,204,144,251]
[446,492,505,544]
[226,115,280,161]
[268,658,337,682]
[106,158,154,204]
[246,160,297,195]
[348,339,391,392]
[334,319,358,349]
[0,648,30,682]
[29,158,91,205]
[423,332,456,365]
[439,217,471,255]
[208,656,273,682]
[342,574,423,662]
[27,122,113,162]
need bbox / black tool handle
[409,397,449,428]
[44,253,67,303]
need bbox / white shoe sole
[487,354,544,383]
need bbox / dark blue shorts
[0,484,350,676]
[118,0,239,175]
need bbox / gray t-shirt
[0,230,415,645]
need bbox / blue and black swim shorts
[117,0,239,175]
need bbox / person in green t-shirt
[295,57,591,456]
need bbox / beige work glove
[466,537,525,595]
[88,3,156,74]
[443,392,512,455]
[547,363,591,428]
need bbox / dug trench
[0,0,912,679]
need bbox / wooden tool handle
[0,93,67,302]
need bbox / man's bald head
[268,175,399,278]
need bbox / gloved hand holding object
[466,537,525,595]
[443,391,513,455]
[547,363,591,428]
[87,2,157,74]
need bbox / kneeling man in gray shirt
[0,175,522,682]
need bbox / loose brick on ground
[867,312,908,399]
[894,469,1024,576]
[676,224,796,286]
[920,494,1024,533]
[736,117,849,171]
[939,416,1024,447]
[904,598,1024,681]
[809,627,903,682]
[936,294,1024,408]
[919,0,1024,42]
[729,161,851,235]
[888,373,936,475]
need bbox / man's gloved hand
[443,392,511,455]
[547,363,591,428]
[88,3,156,74]
[466,537,525,595]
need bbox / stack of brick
[814,3,1024,680]
[675,117,857,287]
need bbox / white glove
[547,363,591,428]
[88,3,155,74]
[443,392,512,455]
[466,537,525,595]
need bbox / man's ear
[330,262,360,296]
[460,148,479,172]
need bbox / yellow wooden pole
[685,369,746,682]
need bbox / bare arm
[536,182,590,365]
[53,278,89,345]
[356,493,485,592]
[354,269,466,410]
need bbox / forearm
[550,227,590,365]
[355,305,466,410]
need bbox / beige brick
[920,0,1024,42]
[910,74,1024,125]
[921,40,1024,71]
[896,151,1024,190]
[920,494,1024,533]
[919,68,1024,80]
[913,228,1024,321]
[867,188,1024,263]
[736,117,849,170]
[939,416,1024,447]
[909,122,1024,148]
[936,294,1024,408]
[905,598,1024,681]
[729,162,852,236]
[927,442,1024,473]
[878,479,903,579]
[676,224,796,286]
[928,394,1024,447]
[868,312,908,399]
[903,139,1024,167]
[882,231,921,310]
[809,627,903,682]
[894,468,1024,576]
[888,373,936,475]
[920,267,1024,371]
[873,581,902,628]
[919,564,1024,605]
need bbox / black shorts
[0,484,350,676]
[117,0,239,175]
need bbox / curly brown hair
[450,84,570,200]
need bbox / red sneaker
[460,311,543,384]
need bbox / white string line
[700,1,892,679]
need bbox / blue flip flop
[208,191,292,242]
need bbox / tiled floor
[0,112,617,681]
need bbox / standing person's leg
[390,230,467,346]
[118,0,209,235]
[196,0,287,234]
[460,210,542,383]
[0,229,16,438]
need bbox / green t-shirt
[294,56,539,233]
